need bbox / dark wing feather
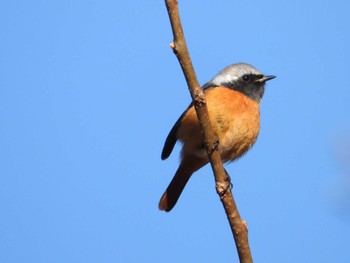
[161,103,193,160]
[161,84,216,160]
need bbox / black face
[202,73,267,102]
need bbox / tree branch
[164,1,253,262]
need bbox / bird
[159,63,275,212]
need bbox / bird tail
[159,157,206,212]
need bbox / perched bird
[159,63,275,212]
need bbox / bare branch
[164,1,253,262]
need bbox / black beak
[255,75,276,83]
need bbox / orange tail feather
[159,157,207,212]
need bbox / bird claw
[219,169,233,198]
[209,138,219,156]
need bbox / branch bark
[164,1,253,262]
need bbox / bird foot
[208,138,219,156]
[219,169,233,198]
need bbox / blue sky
[1,0,350,262]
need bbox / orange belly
[177,87,260,162]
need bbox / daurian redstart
[159,63,275,212]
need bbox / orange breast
[177,87,260,162]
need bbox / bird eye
[242,75,250,82]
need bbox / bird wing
[161,84,217,160]
[161,102,193,160]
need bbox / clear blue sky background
[1,1,350,262]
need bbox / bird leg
[208,138,219,156]
[219,169,233,198]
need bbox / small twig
[164,1,253,262]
